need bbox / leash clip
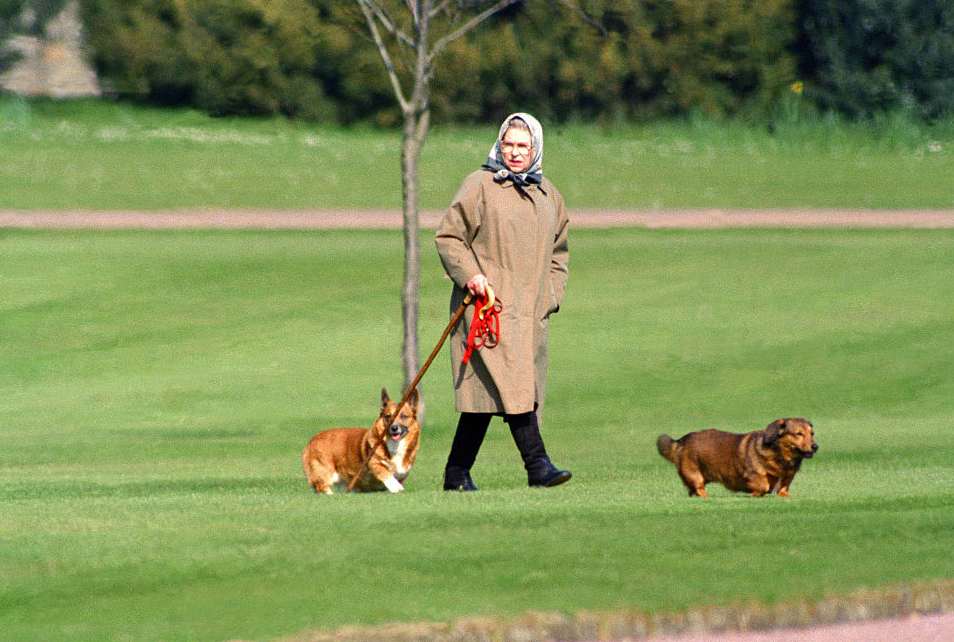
[478,285,496,320]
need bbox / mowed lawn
[1,97,953,210]
[2,227,953,642]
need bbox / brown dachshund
[657,418,817,497]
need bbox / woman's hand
[466,274,489,297]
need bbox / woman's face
[500,127,533,173]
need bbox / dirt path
[3,208,954,229]
[651,611,954,642]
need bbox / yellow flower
[790,81,804,95]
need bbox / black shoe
[506,412,571,488]
[444,466,479,491]
[444,413,490,491]
[527,457,572,487]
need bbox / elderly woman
[435,113,571,491]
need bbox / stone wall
[0,1,101,98]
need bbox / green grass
[2,228,953,642]
[1,97,953,210]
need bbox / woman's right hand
[466,274,489,297]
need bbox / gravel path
[650,611,954,642]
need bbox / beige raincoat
[435,169,569,415]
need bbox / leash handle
[346,292,474,493]
[462,285,501,365]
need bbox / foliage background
[796,0,954,120]
[71,0,954,125]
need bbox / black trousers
[445,410,548,472]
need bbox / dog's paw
[384,477,405,493]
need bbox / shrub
[433,0,797,123]
[80,0,798,124]
[81,0,340,119]
[796,0,954,119]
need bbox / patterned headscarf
[482,112,544,186]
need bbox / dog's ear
[763,419,785,445]
[381,387,390,408]
[407,388,420,414]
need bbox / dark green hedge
[796,0,954,119]
[81,0,350,119]
[79,0,952,123]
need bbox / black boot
[443,413,491,491]
[443,466,478,491]
[506,411,572,487]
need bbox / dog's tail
[656,434,681,463]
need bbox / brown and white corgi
[302,388,420,494]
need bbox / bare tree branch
[356,0,411,112]
[550,0,607,36]
[427,0,452,20]
[406,0,420,27]
[347,22,376,46]
[363,0,417,49]
[428,0,523,64]
[428,0,465,43]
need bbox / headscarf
[482,112,544,186]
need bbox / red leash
[462,290,501,364]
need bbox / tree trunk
[400,3,433,403]
[400,110,425,396]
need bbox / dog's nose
[812,443,819,452]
